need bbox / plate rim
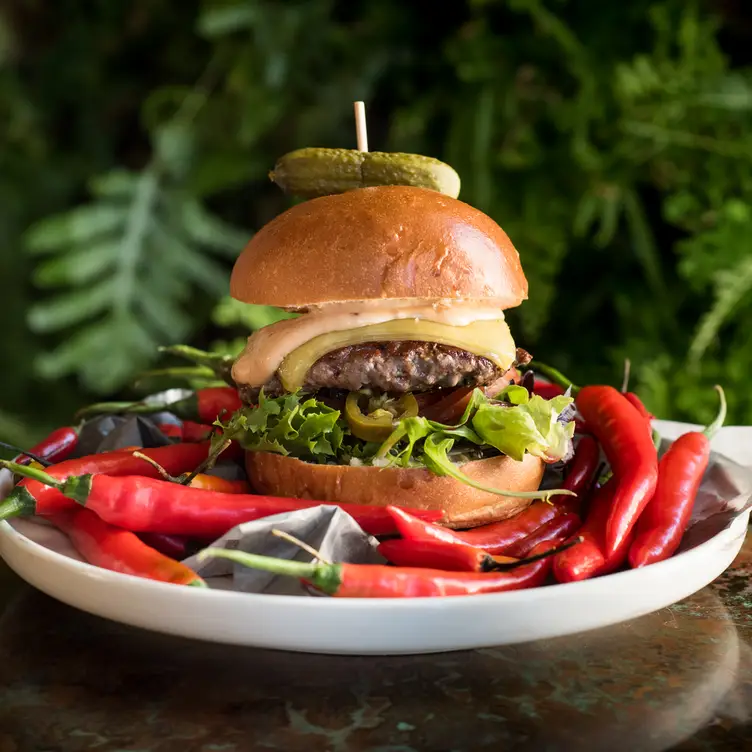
[1,507,748,610]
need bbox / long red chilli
[556,435,600,514]
[628,386,725,568]
[51,509,204,586]
[386,502,563,555]
[15,426,79,466]
[1,465,443,538]
[1,442,214,518]
[552,480,634,583]
[575,386,658,556]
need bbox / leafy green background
[2,0,751,451]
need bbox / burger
[221,184,575,527]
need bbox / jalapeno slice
[345,391,419,442]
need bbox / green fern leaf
[33,242,119,288]
[26,205,127,254]
[198,4,258,38]
[137,284,193,341]
[26,150,249,392]
[88,170,139,200]
[28,281,117,332]
[151,221,230,297]
[689,256,752,364]
[171,196,251,256]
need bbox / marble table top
[0,531,749,752]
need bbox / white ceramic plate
[0,418,749,655]
[0,508,746,655]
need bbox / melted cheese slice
[232,302,516,390]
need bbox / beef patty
[239,342,531,401]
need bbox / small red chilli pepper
[156,423,183,439]
[136,532,191,560]
[191,387,242,422]
[387,501,564,555]
[76,387,242,424]
[3,442,214,518]
[198,539,565,598]
[575,385,658,556]
[183,421,216,441]
[15,426,79,466]
[378,514,578,573]
[533,382,566,400]
[377,538,519,572]
[503,512,581,558]
[0,461,443,538]
[624,392,653,423]
[555,435,600,515]
[51,509,205,586]
[552,479,635,582]
[629,386,726,568]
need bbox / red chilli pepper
[378,514,577,572]
[628,386,726,568]
[136,532,191,560]
[533,382,566,400]
[1,442,214,519]
[51,509,204,586]
[198,539,562,598]
[387,502,563,555]
[76,387,242,424]
[377,538,519,572]
[193,387,242,422]
[156,423,183,439]
[552,479,634,582]
[624,392,653,423]
[503,512,581,558]
[15,426,79,466]
[182,421,216,441]
[555,435,600,515]
[0,462,442,538]
[575,385,658,556]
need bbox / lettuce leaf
[218,390,345,462]
[220,386,574,467]
[471,389,576,462]
[422,433,569,501]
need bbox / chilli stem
[704,385,727,440]
[0,460,63,487]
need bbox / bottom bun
[245,451,545,528]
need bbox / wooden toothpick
[354,100,368,152]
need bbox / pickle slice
[269,147,461,199]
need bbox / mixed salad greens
[217,385,576,497]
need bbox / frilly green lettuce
[217,386,575,496]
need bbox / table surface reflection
[0,532,750,752]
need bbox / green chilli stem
[704,385,727,440]
[0,460,63,488]
[524,362,580,394]
[197,547,341,594]
[158,345,236,386]
[652,429,662,451]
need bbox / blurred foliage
[2,0,752,451]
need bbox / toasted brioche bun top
[230,186,527,309]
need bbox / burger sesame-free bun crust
[231,186,527,309]
[245,451,545,528]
